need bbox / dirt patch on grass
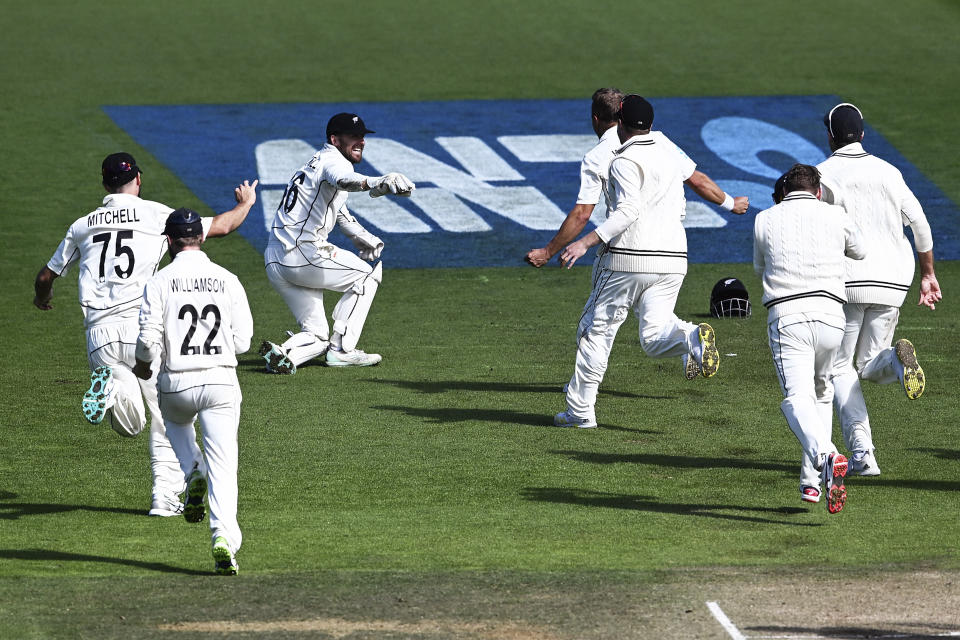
[145,567,960,639]
[159,618,560,639]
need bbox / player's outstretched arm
[685,170,749,214]
[367,173,415,198]
[33,266,58,310]
[525,203,596,267]
[207,179,259,238]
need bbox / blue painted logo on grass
[103,97,959,267]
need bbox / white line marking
[707,601,747,640]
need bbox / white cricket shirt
[817,142,932,307]
[575,125,621,206]
[595,131,697,274]
[268,143,374,255]
[137,250,252,392]
[753,191,866,320]
[46,193,211,329]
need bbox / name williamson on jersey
[170,277,226,294]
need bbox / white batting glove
[359,243,384,261]
[369,173,415,198]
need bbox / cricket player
[259,112,415,373]
[525,88,625,268]
[526,88,749,269]
[33,152,257,517]
[134,208,253,576]
[754,163,866,514]
[554,95,733,429]
[527,89,749,382]
[803,103,940,485]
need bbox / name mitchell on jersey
[87,208,141,226]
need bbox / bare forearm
[918,249,935,277]
[33,266,57,309]
[207,202,253,238]
[685,171,749,214]
[686,170,724,203]
[545,204,595,256]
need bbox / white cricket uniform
[817,142,934,457]
[576,125,621,211]
[46,193,211,499]
[753,190,866,483]
[564,132,703,423]
[137,249,253,554]
[264,143,383,363]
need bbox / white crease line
[707,601,747,640]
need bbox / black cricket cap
[326,113,375,139]
[164,208,203,238]
[102,152,141,188]
[619,95,654,130]
[823,103,864,144]
[772,173,787,204]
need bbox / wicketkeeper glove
[368,172,415,198]
[359,243,384,261]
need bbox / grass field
[1,1,959,638]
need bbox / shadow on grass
[911,447,960,461]
[374,405,553,427]
[747,624,956,639]
[372,405,663,433]
[0,498,143,520]
[0,549,208,575]
[549,450,795,473]
[369,379,673,400]
[521,487,816,526]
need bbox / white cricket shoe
[82,366,115,424]
[682,353,701,380]
[553,410,597,429]
[325,348,382,367]
[148,492,184,517]
[849,450,881,476]
[259,340,296,374]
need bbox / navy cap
[101,152,141,188]
[772,173,787,204]
[326,113,375,139]
[619,95,654,130]
[164,207,203,238]
[824,103,864,144]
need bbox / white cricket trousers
[832,303,901,451]
[159,371,243,554]
[566,271,698,422]
[265,242,381,353]
[86,323,194,499]
[767,312,844,483]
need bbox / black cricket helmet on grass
[710,277,751,318]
